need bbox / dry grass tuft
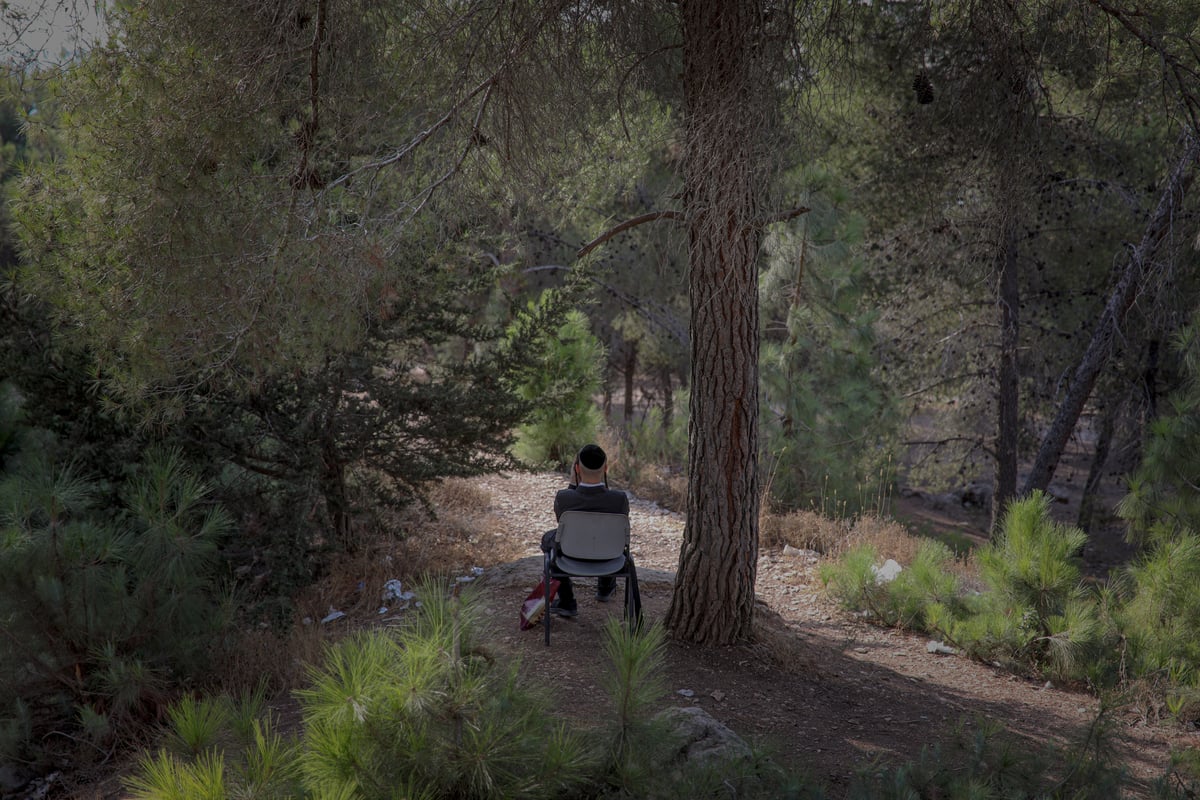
[760,510,853,555]
[428,477,493,514]
[849,515,924,565]
[621,466,687,511]
[215,622,330,694]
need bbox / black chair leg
[625,574,634,634]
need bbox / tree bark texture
[665,0,765,645]
[1021,131,1200,497]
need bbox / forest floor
[51,465,1193,799]
[454,469,1189,798]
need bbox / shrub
[821,495,1113,684]
[1119,531,1200,685]
[820,539,962,631]
[939,493,1104,680]
[125,688,304,800]
[295,578,596,800]
[0,446,230,762]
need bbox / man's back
[554,484,629,519]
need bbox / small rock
[926,640,957,655]
[872,559,903,584]
[677,688,695,698]
[854,647,869,654]
[655,706,752,765]
[321,608,346,624]
[711,690,726,702]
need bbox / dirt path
[465,470,1191,797]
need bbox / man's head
[573,443,607,484]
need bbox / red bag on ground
[519,578,560,630]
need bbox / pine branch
[1087,0,1200,129]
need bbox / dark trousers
[541,529,642,619]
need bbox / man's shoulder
[556,485,629,513]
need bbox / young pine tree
[508,291,605,469]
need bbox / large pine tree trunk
[665,0,764,645]
[1022,132,1200,496]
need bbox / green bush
[0,446,230,762]
[126,689,304,800]
[1119,532,1200,685]
[819,544,888,617]
[953,493,1103,680]
[625,395,688,471]
[296,579,596,800]
[822,495,1107,683]
[820,539,963,631]
[128,584,825,800]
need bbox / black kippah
[577,443,606,470]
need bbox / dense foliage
[0,436,229,765]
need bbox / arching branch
[576,210,684,258]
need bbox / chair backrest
[556,511,629,560]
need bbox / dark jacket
[553,484,630,520]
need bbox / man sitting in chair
[540,443,638,618]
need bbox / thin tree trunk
[1143,339,1160,421]
[661,364,674,430]
[623,340,638,426]
[603,365,613,421]
[993,215,1020,528]
[1021,131,1200,496]
[1078,400,1117,533]
[665,0,764,645]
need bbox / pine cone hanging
[912,71,934,105]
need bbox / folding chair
[543,510,636,646]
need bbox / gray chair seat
[544,510,637,645]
